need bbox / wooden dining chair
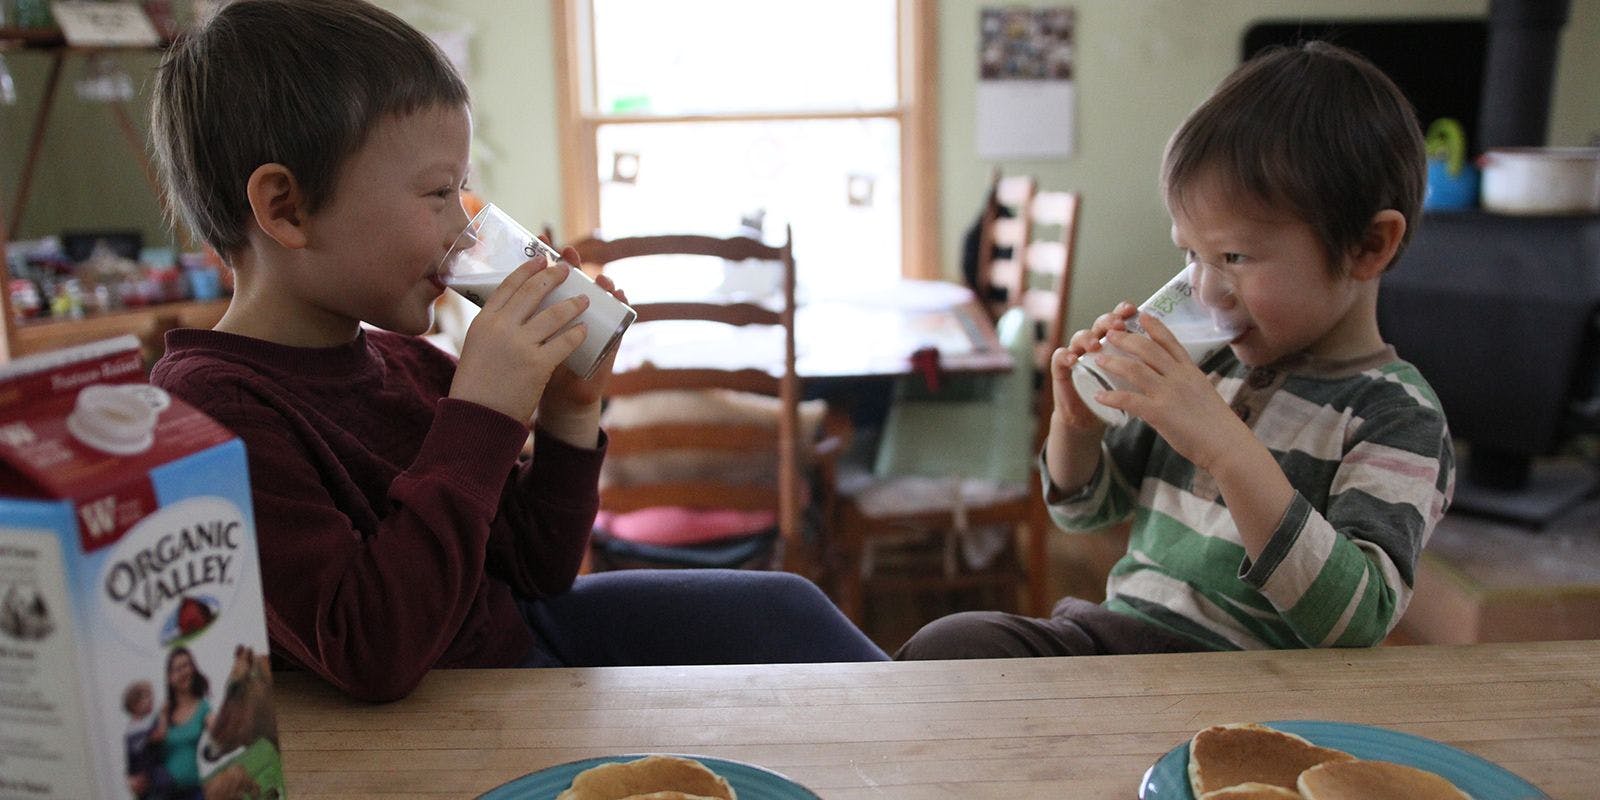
[832,190,1082,625]
[973,172,1039,321]
[567,228,832,582]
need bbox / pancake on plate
[1188,723,1354,796]
[1198,782,1304,799]
[556,755,737,800]
[1298,759,1472,800]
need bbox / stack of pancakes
[557,755,737,800]
[1187,723,1472,799]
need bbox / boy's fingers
[499,262,570,320]
[527,293,587,339]
[1134,313,1190,364]
[1051,345,1078,371]
[544,319,587,360]
[479,258,541,313]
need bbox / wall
[5,0,1597,334]
[937,0,1600,330]
[0,49,167,246]
[369,1,563,234]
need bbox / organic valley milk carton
[0,336,283,800]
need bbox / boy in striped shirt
[899,42,1454,659]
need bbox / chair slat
[987,259,1022,290]
[1030,190,1077,222]
[990,218,1029,247]
[634,301,782,327]
[572,233,786,266]
[600,482,781,514]
[606,422,779,455]
[608,366,782,396]
[996,175,1036,207]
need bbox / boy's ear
[245,163,309,250]
[1348,209,1406,281]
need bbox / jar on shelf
[8,279,43,321]
[49,278,85,320]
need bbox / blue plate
[1139,720,1549,799]
[479,754,820,800]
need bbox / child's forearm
[1206,429,1296,561]
[1045,412,1107,495]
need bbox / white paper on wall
[976,80,1076,159]
[976,5,1076,160]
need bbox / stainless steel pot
[1479,147,1600,215]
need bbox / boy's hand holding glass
[441,203,636,380]
[448,257,590,426]
[439,204,637,428]
[1066,259,1244,426]
[1051,301,1138,433]
[540,259,629,413]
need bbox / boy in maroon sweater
[148,0,884,702]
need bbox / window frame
[552,0,940,279]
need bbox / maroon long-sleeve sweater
[152,328,604,701]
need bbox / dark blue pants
[517,569,888,666]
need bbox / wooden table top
[274,639,1599,799]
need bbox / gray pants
[895,597,1210,659]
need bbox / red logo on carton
[75,479,157,552]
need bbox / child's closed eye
[429,180,471,199]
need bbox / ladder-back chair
[833,189,1082,626]
[571,229,829,581]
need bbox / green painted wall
[0,48,167,245]
[936,0,1600,331]
[5,1,1597,333]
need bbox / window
[554,0,938,294]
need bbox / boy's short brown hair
[151,0,469,258]
[1161,41,1425,275]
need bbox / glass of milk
[439,204,636,380]
[1069,259,1243,426]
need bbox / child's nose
[442,209,478,257]
[1195,261,1237,310]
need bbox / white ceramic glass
[1070,260,1243,426]
[440,204,636,380]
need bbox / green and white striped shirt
[1047,346,1454,650]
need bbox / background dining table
[273,639,1597,799]
[612,277,1014,381]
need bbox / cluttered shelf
[8,296,227,359]
[5,229,232,362]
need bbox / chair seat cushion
[593,507,778,546]
[843,473,1029,518]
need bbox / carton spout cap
[65,384,166,455]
